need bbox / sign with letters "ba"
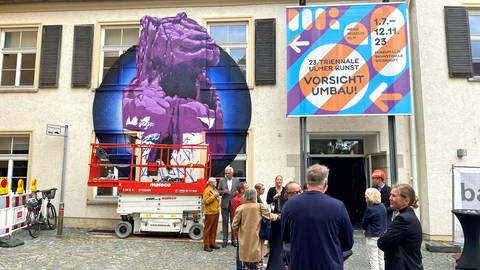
[453,166,480,243]
[286,2,412,116]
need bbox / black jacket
[378,207,423,270]
[379,184,394,223]
[266,186,286,213]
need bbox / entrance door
[309,157,367,226]
[365,151,389,186]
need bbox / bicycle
[25,188,58,238]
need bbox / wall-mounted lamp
[457,149,467,158]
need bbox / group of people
[362,169,423,270]
[202,165,424,270]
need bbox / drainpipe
[407,0,420,220]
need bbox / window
[310,139,364,155]
[230,142,248,182]
[469,12,480,77]
[208,22,249,82]
[0,135,29,193]
[445,7,480,78]
[93,133,138,198]
[212,134,248,182]
[0,29,38,87]
[99,26,140,84]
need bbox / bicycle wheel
[26,210,40,238]
[46,203,57,230]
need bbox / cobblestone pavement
[0,228,457,270]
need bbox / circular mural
[93,13,251,177]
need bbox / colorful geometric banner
[286,3,412,116]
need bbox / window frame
[204,17,254,88]
[92,22,140,88]
[469,10,480,80]
[212,131,251,183]
[91,132,140,199]
[231,137,248,182]
[0,134,30,193]
[0,26,41,91]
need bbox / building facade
[0,0,478,240]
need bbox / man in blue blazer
[282,164,354,270]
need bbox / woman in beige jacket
[232,188,279,270]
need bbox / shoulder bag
[258,203,272,240]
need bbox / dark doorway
[309,157,367,227]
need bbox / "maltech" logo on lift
[149,182,172,188]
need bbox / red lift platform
[88,143,211,239]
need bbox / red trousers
[203,213,219,247]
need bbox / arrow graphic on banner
[374,93,403,112]
[369,82,403,112]
[289,35,310,53]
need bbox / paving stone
[0,228,457,270]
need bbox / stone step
[425,241,462,253]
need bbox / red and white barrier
[0,193,32,238]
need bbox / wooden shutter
[39,25,62,88]
[255,19,276,85]
[445,6,473,78]
[72,25,93,88]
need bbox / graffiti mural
[93,12,251,178]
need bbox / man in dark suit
[217,166,239,248]
[372,169,394,224]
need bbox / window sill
[468,77,480,82]
[0,87,38,93]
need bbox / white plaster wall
[0,0,418,229]
[412,0,480,238]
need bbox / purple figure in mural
[122,12,223,164]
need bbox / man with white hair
[218,166,240,247]
[202,177,221,252]
[282,164,354,270]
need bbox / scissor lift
[88,143,211,239]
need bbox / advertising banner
[286,2,412,116]
[452,166,480,243]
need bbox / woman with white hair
[233,188,279,270]
[362,188,387,270]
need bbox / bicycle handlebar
[33,188,57,199]
[33,188,57,193]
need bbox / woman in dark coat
[377,183,423,270]
[265,175,286,270]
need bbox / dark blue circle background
[93,45,251,177]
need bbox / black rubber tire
[46,204,57,230]
[115,221,133,239]
[26,210,40,238]
[188,223,203,240]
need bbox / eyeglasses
[287,190,302,195]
